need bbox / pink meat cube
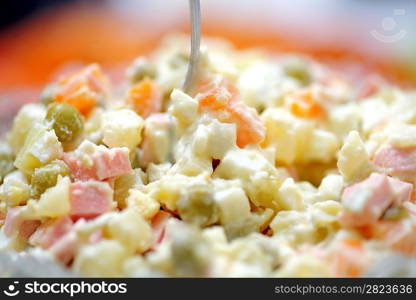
[63,144,132,181]
[383,222,416,256]
[69,180,114,219]
[151,210,172,247]
[373,145,416,178]
[29,216,73,249]
[49,231,79,265]
[340,173,412,227]
[387,176,413,204]
[3,207,40,239]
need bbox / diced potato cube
[14,124,63,174]
[1,170,30,206]
[113,169,145,208]
[337,131,373,182]
[73,240,128,277]
[105,208,152,253]
[168,89,198,125]
[7,104,46,154]
[126,189,160,219]
[24,176,70,218]
[102,109,144,149]
[277,178,305,211]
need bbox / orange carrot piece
[126,78,162,118]
[286,89,324,118]
[55,64,109,115]
[342,238,363,249]
[196,76,265,148]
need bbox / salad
[0,35,415,277]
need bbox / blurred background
[0,0,416,128]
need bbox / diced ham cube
[3,207,40,239]
[339,173,412,227]
[3,207,22,237]
[383,222,416,257]
[19,220,41,240]
[63,153,97,181]
[93,147,132,180]
[373,146,416,178]
[49,231,79,265]
[388,176,413,204]
[29,216,73,249]
[151,210,172,247]
[69,181,114,219]
[63,143,132,181]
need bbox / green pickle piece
[30,160,69,198]
[171,226,209,277]
[282,57,312,86]
[46,102,84,143]
[177,190,218,227]
[128,58,156,83]
[0,150,14,184]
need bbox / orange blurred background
[0,0,415,128]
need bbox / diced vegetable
[30,160,69,198]
[139,113,172,167]
[14,123,63,174]
[73,240,128,277]
[46,102,84,144]
[102,109,144,149]
[127,57,157,83]
[0,144,14,184]
[1,170,30,206]
[126,78,163,118]
[126,189,160,219]
[285,89,324,118]
[282,56,312,86]
[105,208,152,253]
[25,176,71,218]
[196,76,265,147]
[177,190,218,227]
[7,104,46,154]
[54,64,109,115]
[171,225,210,277]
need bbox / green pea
[0,149,14,184]
[30,160,69,198]
[128,58,156,83]
[177,190,218,227]
[282,57,312,86]
[40,84,58,106]
[169,52,189,69]
[171,226,209,277]
[46,102,84,143]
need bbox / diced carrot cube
[196,76,265,148]
[126,78,163,118]
[286,89,324,118]
[55,64,109,115]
